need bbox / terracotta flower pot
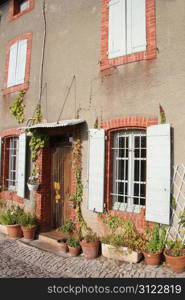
[68,246,81,257]
[58,239,69,253]
[164,250,185,273]
[80,240,100,259]
[7,224,23,239]
[21,226,37,240]
[143,251,162,266]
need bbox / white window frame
[7,39,27,88]
[108,0,146,59]
[111,130,146,213]
[7,137,19,191]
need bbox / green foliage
[82,232,98,243]
[56,219,74,236]
[29,130,49,162]
[9,90,26,124]
[32,104,43,125]
[144,224,167,254]
[71,139,91,236]
[94,117,99,129]
[98,212,125,233]
[66,236,80,248]
[179,210,185,228]
[166,239,184,257]
[0,205,24,225]
[18,212,37,228]
[171,196,177,210]
[0,199,6,212]
[159,104,166,124]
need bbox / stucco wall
[0,0,185,233]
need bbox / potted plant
[101,233,143,263]
[164,240,185,273]
[18,212,37,240]
[56,219,74,252]
[142,224,166,266]
[80,232,100,259]
[67,236,81,256]
[0,206,23,238]
[27,167,40,192]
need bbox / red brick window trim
[0,129,24,204]
[100,0,157,71]
[8,0,35,22]
[3,33,32,95]
[101,116,158,215]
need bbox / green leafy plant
[159,104,166,124]
[82,232,98,243]
[70,139,91,236]
[56,219,74,236]
[9,90,26,124]
[166,240,185,257]
[18,212,37,228]
[29,130,49,162]
[179,210,185,228]
[32,104,43,125]
[143,224,167,254]
[66,236,80,248]
[28,167,40,184]
[0,205,24,225]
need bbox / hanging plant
[9,90,26,124]
[29,130,49,162]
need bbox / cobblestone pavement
[0,233,185,278]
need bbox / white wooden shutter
[146,124,171,225]
[16,39,27,85]
[127,0,146,54]
[17,134,27,198]
[7,43,18,88]
[0,137,2,187]
[108,0,126,59]
[88,129,105,213]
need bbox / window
[14,0,29,15]
[7,39,27,88]
[4,33,32,95]
[8,0,34,22]
[100,0,156,70]
[111,130,146,212]
[7,137,19,191]
[108,0,146,59]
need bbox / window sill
[3,82,29,96]
[112,202,145,214]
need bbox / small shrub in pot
[164,240,185,273]
[80,232,100,259]
[19,212,37,240]
[67,236,81,256]
[0,206,24,238]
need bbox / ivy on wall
[71,139,91,237]
[9,90,26,124]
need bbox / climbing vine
[71,139,91,237]
[32,104,43,125]
[9,90,26,124]
[29,130,49,162]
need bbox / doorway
[51,143,72,228]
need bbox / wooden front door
[51,145,72,228]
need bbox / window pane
[134,136,139,158]
[134,160,139,181]
[118,159,128,180]
[141,160,146,181]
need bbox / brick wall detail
[100,0,157,70]
[101,116,158,231]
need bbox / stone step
[38,230,68,246]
